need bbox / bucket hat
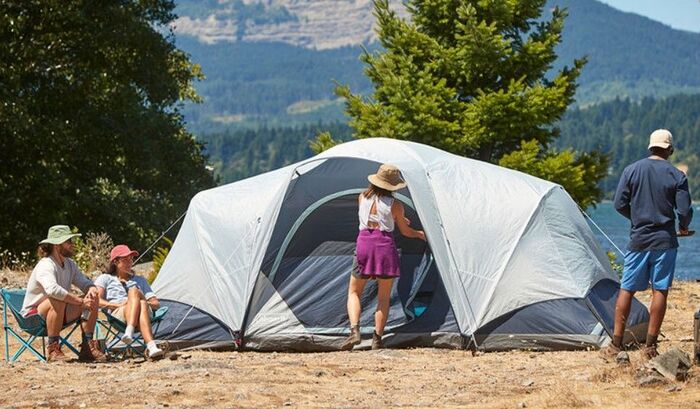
[367,164,407,191]
[39,225,81,245]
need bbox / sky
[598,0,700,33]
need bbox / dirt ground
[2,268,700,409]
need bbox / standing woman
[341,164,426,350]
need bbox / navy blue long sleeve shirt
[614,158,693,251]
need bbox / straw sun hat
[367,164,407,191]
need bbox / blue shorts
[620,248,677,291]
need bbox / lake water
[586,202,699,281]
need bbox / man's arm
[676,174,693,229]
[613,168,631,220]
[34,266,85,306]
[34,263,70,301]
[71,262,95,294]
[69,261,99,307]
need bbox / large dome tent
[151,138,648,351]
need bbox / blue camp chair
[97,306,168,359]
[1,288,82,362]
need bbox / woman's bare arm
[97,286,125,309]
[392,201,426,240]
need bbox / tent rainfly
[152,138,648,351]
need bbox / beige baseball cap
[648,129,673,150]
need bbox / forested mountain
[202,94,700,201]
[200,122,352,182]
[173,0,700,132]
[556,94,700,198]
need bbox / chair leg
[4,327,9,363]
[7,330,46,362]
[60,322,82,356]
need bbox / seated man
[95,244,164,359]
[21,225,107,362]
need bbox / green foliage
[556,94,700,199]
[336,0,606,206]
[0,1,215,253]
[606,251,623,279]
[150,237,173,284]
[309,131,340,154]
[71,231,114,277]
[498,140,608,209]
[200,122,353,183]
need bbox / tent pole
[578,205,624,256]
[134,211,187,265]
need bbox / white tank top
[358,194,395,232]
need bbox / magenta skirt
[352,229,400,279]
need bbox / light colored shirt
[94,273,155,304]
[21,257,94,317]
[358,194,395,232]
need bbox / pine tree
[337,0,607,207]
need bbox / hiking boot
[79,339,108,362]
[371,332,382,350]
[642,344,659,361]
[600,343,622,360]
[47,341,69,363]
[340,326,361,351]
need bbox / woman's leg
[138,300,154,343]
[374,278,394,336]
[347,275,367,325]
[124,287,142,327]
[341,275,367,350]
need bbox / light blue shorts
[620,248,677,292]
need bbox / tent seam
[241,175,295,334]
[474,185,559,327]
[394,142,477,337]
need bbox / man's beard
[59,246,75,258]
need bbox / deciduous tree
[0,0,214,253]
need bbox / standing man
[21,225,107,362]
[605,129,693,359]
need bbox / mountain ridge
[173,0,700,131]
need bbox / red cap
[110,244,139,263]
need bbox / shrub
[149,237,173,284]
[607,251,623,279]
[0,249,33,272]
[72,232,114,277]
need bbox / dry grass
[1,276,700,408]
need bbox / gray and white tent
[152,138,648,351]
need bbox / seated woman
[94,244,164,360]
